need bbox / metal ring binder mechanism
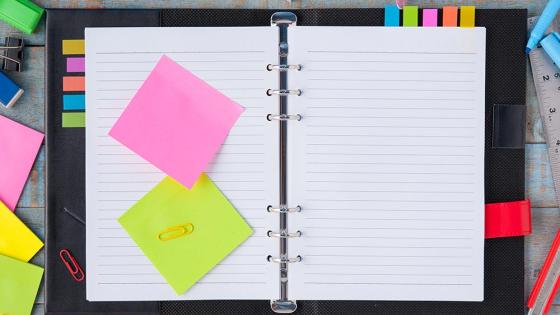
[268,12,302,314]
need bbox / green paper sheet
[0,254,44,315]
[118,174,253,295]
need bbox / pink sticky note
[423,9,438,27]
[0,116,44,211]
[109,55,244,188]
[67,57,85,72]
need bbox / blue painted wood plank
[15,207,45,304]
[18,146,45,209]
[526,143,557,208]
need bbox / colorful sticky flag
[63,94,85,110]
[423,9,438,27]
[0,254,44,315]
[67,57,85,73]
[403,6,419,27]
[63,76,85,92]
[0,200,43,262]
[0,115,44,211]
[443,6,459,27]
[62,39,85,55]
[384,5,400,27]
[460,6,476,28]
[62,112,85,128]
[119,175,253,295]
[109,55,244,189]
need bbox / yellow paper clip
[158,223,194,241]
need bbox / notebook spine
[268,12,301,314]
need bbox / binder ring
[267,114,302,121]
[266,64,302,71]
[267,255,303,264]
[267,205,302,213]
[266,89,302,96]
[267,230,302,238]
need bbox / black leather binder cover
[45,8,527,315]
[160,8,527,315]
[45,9,160,315]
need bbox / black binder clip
[0,37,24,72]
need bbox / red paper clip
[59,249,85,282]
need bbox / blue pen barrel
[541,32,560,69]
[527,0,560,53]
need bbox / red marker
[528,229,560,315]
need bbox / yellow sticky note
[0,201,44,262]
[460,6,475,28]
[62,39,85,55]
[119,175,253,295]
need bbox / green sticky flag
[0,254,44,315]
[119,174,253,295]
[403,6,419,27]
[62,112,85,128]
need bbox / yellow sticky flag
[0,201,43,262]
[460,6,476,28]
[62,39,85,55]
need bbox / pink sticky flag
[0,115,44,211]
[67,57,85,72]
[423,9,438,27]
[109,55,244,188]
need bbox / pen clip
[158,223,194,241]
[59,249,85,282]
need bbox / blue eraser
[0,71,23,108]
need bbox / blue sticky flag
[63,94,85,110]
[385,5,400,27]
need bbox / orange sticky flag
[443,6,458,27]
[63,76,85,92]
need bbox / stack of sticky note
[0,115,45,314]
[0,198,44,315]
[109,55,252,295]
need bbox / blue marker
[0,71,23,108]
[541,32,560,68]
[527,0,560,53]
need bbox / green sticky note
[403,6,418,27]
[62,112,85,128]
[0,254,44,315]
[119,174,253,295]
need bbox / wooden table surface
[0,0,554,314]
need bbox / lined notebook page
[288,27,486,301]
[85,27,277,301]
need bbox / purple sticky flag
[67,57,85,72]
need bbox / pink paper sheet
[0,116,44,211]
[109,55,244,188]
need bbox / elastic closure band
[485,199,531,239]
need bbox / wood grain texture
[18,146,45,209]
[0,0,554,314]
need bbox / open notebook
[85,24,486,303]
